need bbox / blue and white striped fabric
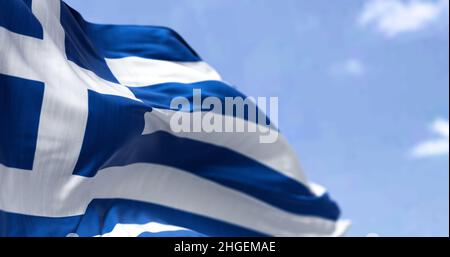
[0,0,348,237]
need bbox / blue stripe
[130,81,246,110]
[0,199,265,237]
[103,131,340,220]
[129,81,271,125]
[60,2,200,83]
[73,89,340,220]
[0,0,43,39]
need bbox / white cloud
[331,58,365,77]
[343,59,365,76]
[359,0,449,38]
[411,119,449,158]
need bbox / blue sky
[65,0,449,236]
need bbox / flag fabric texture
[0,0,348,237]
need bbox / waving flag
[0,0,348,237]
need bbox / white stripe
[0,163,346,236]
[143,108,307,184]
[106,57,222,87]
[96,222,189,237]
[89,164,344,237]
[90,163,344,236]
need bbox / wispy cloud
[411,119,449,158]
[331,58,365,77]
[359,0,449,38]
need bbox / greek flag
[0,0,348,237]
